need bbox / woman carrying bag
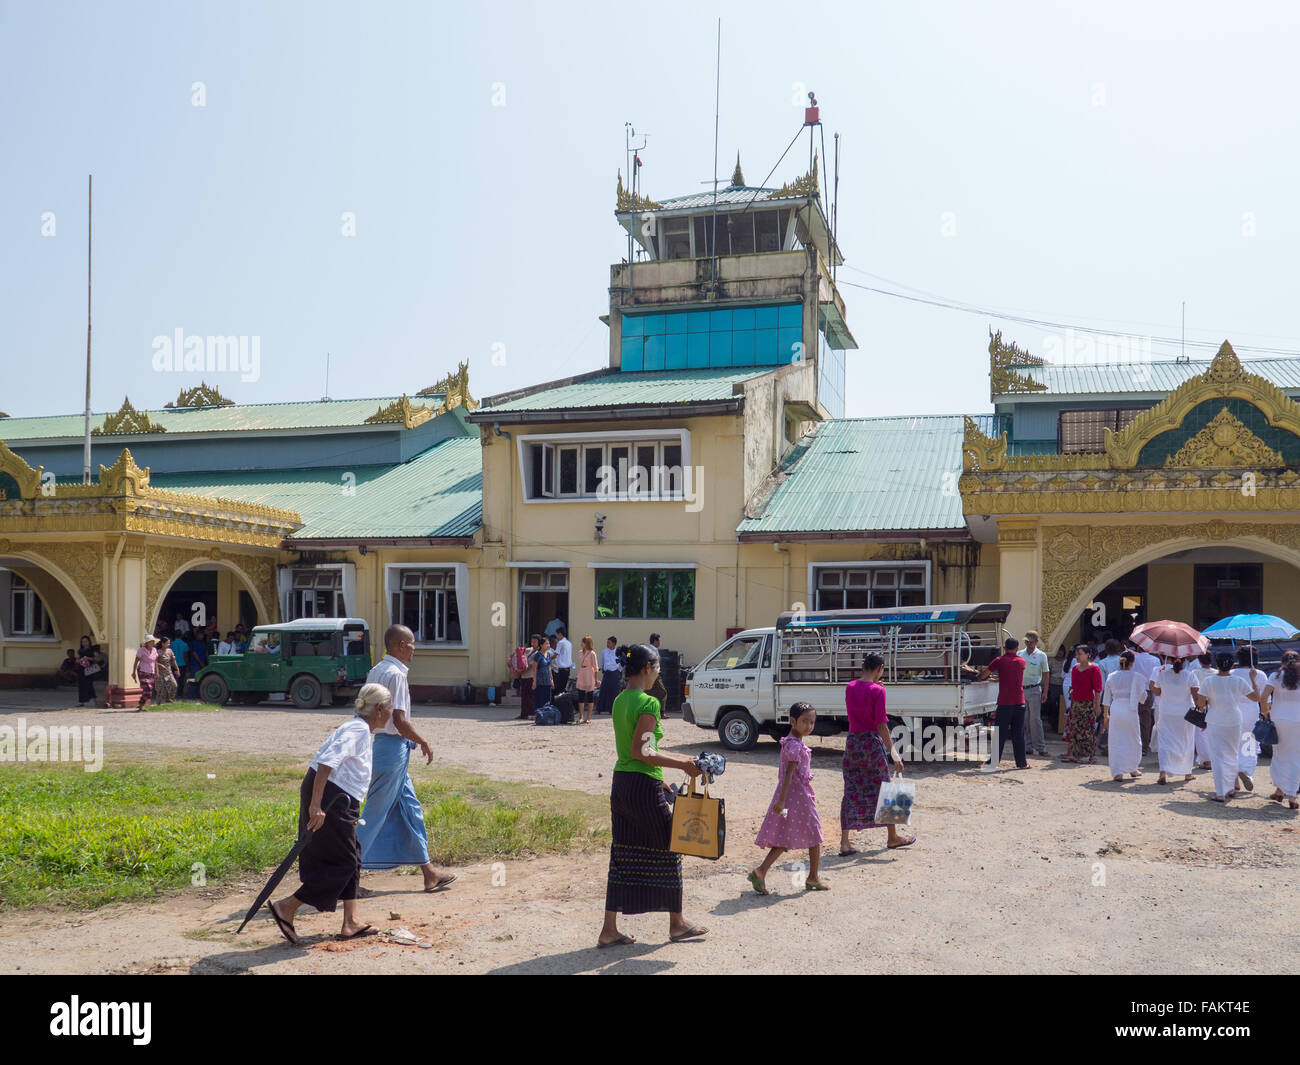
[598,642,708,948]
[76,635,104,707]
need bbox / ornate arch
[0,542,102,639]
[1042,520,1300,651]
[146,547,277,632]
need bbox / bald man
[355,624,455,893]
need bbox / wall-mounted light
[594,512,606,542]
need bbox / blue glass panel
[778,303,802,327]
[687,332,711,367]
[643,334,665,371]
[754,328,779,362]
[688,311,711,333]
[641,313,666,336]
[623,315,644,337]
[778,326,802,363]
[709,308,732,331]
[755,305,779,329]
[621,337,644,371]
[666,310,689,333]
[730,329,755,365]
[731,307,755,330]
[709,331,732,367]
[665,333,688,369]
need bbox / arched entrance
[148,553,276,640]
[0,551,98,686]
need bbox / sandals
[267,901,299,945]
[597,933,636,949]
[838,848,858,857]
[336,924,376,940]
[747,871,770,896]
[804,878,830,891]
[670,925,708,942]
[424,873,457,893]
[1237,772,1254,792]
[887,834,917,849]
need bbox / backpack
[509,646,527,673]
[533,704,561,726]
[552,690,576,724]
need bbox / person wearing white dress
[1191,653,1215,769]
[1102,652,1143,782]
[1150,658,1198,784]
[1229,647,1264,792]
[1260,651,1300,810]
[1195,653,1262,802]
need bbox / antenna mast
[82,174,93,484]
[709,17,721,284]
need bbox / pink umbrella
[1129,620,1208,659]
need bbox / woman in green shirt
[599,643,708,948]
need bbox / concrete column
[216,569,239,635]
[107,544,148,701]
[996,518,1042,640]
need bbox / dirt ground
[1,692,1297,974]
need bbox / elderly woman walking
[154,636,180,705]
[268,683,391,943]
[1062,645,1104,763]
[598,643,708,948]
[1261,652,1300,809]
[839,653,912,855]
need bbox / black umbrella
[236,790,348,934]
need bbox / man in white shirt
[355,624,456,894]
[553,627,573,693]
[1130,640,1162,755]
[1018,630,1051,756]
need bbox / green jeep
[195,618,372,709]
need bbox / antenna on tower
[82,174,93,484]
[322,352,331,401]
[709,17,721,285]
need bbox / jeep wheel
[718,709,759,751]
[199,675,229,705]
[290,675,323,709]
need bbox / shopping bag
[669,775,725,860]
[1253,716,1279,745]
[874,776,915,825]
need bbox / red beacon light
[804,92,819,126]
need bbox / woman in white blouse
[1102,652,1143,782]
[1149,657,1199,785]
[1261,651,1300,809]
[1195,653,1263,802]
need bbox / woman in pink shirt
[132,634,160,712]
[839,653,912,855]
[575,635,599,725]
[1062,645,1104,763]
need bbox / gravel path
[1,694,1297,974]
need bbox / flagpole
[83,174,93,484]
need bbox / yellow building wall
[1263,562,1300,622]
[1147,563,1193,624]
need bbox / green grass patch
[0,751,608,912]
[143,700,221,713]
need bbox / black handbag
[1184,707,1207,729]
[1253,716,1279,745]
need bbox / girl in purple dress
[748,703,827,894]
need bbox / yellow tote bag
[669,775,725,860]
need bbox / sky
[4,0,1300,421]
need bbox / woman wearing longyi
[598,642,708,948]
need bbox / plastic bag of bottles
[874,777,915,825]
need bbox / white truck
[681,603,1012,750]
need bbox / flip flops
[425,873,457,893]
[887,834,917,849]
[804,879,830,891]
[669,926,708,942]
[746,871,770,896]
[337,924,376,941]
[597,933,637,949]
[267,901,298,945]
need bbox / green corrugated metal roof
[739,415,998,535]
[1003,356,1300,397]
[0,395,445,441]
[151,437,481,540]
[480,369,770,413]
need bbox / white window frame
[807,561,932,611]
[517,429,691,504]
[4,571,55,640]
[383,563,468,649]
[588,562,698,621]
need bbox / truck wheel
[199,675,229,705]
[290,675,322,709]
[718,710,760,751]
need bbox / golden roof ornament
[0,439,43,499]
[93,397,166,435]
[1207,340,1244,384]
[165,382,234,408]
[616,170,662,212]
[416,359,479,412]
[775,152,820,199]
[98,448,151,495]
[731,152,745,188]
[1164,406,1283,468]
[988,329,1048,398]
[364,395,434,429]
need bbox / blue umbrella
[1201,614,1299,642]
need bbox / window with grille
[523,432,690,502]
[1057,408,1147,454]
[8,573,51,636]
[291,569,344,619]
[814,566,927,611]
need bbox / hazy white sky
[4,0,1300,421]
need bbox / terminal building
[5,142,1300,700]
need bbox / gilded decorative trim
[616,170,662,212]
[1163,406,1283,468]
[93,397,166,435]
[98,449,151,495]
[416,360,479,413]
[1104,341,1300,467]
[165,382,234,408]
[775,153,819,199]
[961,416,1007,472]
[365,395,434,429]
[0,440,43,499]
[988,329,1047,398]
